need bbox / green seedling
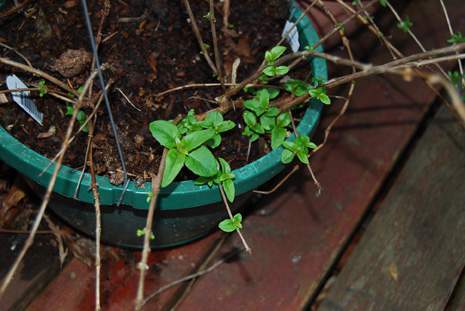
[196,157,236,202]
[281,135,317,165]
[218,213,243,233]
[136,228,155,240]
[149,119,219,187]
[66,105,89,133]
[38,80,47,97]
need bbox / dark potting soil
[0,0,296,184]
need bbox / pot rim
[0,0,327,210]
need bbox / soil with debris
[0,0,293,183]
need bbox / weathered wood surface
[447,268,465,311]
[319,106,465,311]
[24,0,465,310]
[0,234,61,311]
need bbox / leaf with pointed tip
[162,149,186,187]
[186,146,219,177]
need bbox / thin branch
[87,116,102,311]
[135,149,168,310]
[181,0,218,75]
[209,0,224,84]
[439,0,464,83]
[253,165,299,195]
[143,243,242,306]
[0,57,78,96]
[219,185,251,253]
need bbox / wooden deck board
[319,106,465,311]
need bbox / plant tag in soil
[6,74,44,125]
[282,21,300,52]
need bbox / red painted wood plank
[28,0,465,310]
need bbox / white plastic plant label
[6,74,43,125]
[282,20,300,52]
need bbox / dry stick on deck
[135,149,168,311]
[253,165,300,195]
[145,234,229,308]
[0,69,99,297]
[209,0,224,84]
[143,239,242,307]
[182,0,218,75]
[219,185,251,253]
[87,116,102,311]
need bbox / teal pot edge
[0,0,327,211]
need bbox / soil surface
[0,0,293,184]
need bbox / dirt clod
[51,49,92,78]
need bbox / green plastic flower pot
[0,0,327,248]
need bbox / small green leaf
[149,120,179,149]
[218,219,237,232]
[38,80,47,97]
[275,66,289,76]
[263,66,277,77]
[216,120,236,133]
[65,105,74,116]
[243,110,257,127]
[283,141,298,153]
[208,134,222,149]
[276,112,291,128]
[265,46,287,63]
[296,149,309,164]
[281,149,295,164]
[77,110,88,133]
[267,88,280,99]
[218,158,232,173]
[181,129,216,152]
[185,146,219,177]
[162,149,186,187]
[397,16,412,33]
[448,32,465,44]
[222,179,235,203]
[271,127,287,149]
[379,0,387,7]
[260,115,275,131]
[233,213,243,229]
[284,79,310,97]
[244,98,264,115]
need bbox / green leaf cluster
[196,157,236,202]
[397,17,412,33]
[177,110,235,149]
[448,32,465,45]
[281,135,317,165]
[218,213,243,233]
[242,88,290,149]
[38,80,47,97]
[136,228,155,240]
[150,119,219,187]
[284,79,331,105]
[262,46,289,80]
[66,105,88,133]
